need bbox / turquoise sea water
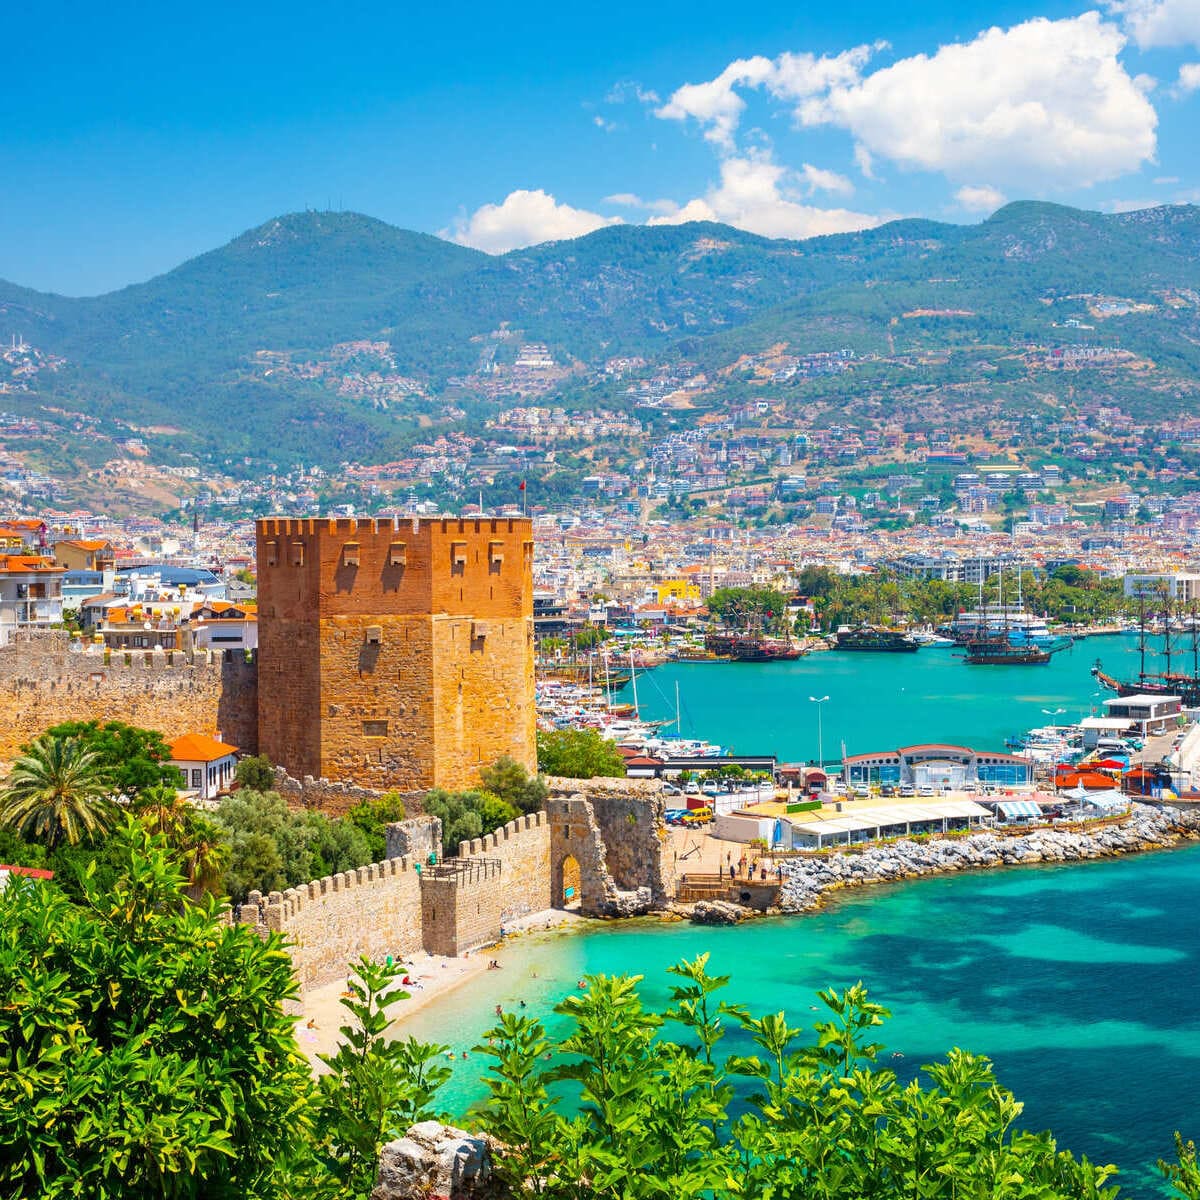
[630,633,1166,761]
[399,635,1199,1196]
[403,846,1200,1197]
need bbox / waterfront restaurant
[843,743,1034,791]
[785,798,992,849]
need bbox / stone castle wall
[0,630,258,759]
[239,782,671,992]
[274,765,428,820]
[459,811,554,924]
[256,516,536,795]
[237,854,427,991]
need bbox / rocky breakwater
[779,804,1200,913]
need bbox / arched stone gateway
[545,779,675,918]
[557,854,581,908]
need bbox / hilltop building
[256,516,535,792]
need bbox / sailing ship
[960,565,1055,665]
[833,624,920,652]
[1092,594,1200,706]
[703,631,804,661]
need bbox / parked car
[898,784,916,797]
[684,781,700,795]
[880,784,897,797]
[917,785,936,796]
[662,782,681,795]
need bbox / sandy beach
[295,908,587,1066]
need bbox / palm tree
[177,814,231,901]
[0,735,117,848]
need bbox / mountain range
[3,202,1200,474]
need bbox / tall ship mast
[1093,588,1200,706]
[961,565,1053,665]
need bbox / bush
[235,754,277,792]
[479,756,547,813]
[536,729,626,779]
[212,789,372,903]
[476,958,1133,1200]
[345,792,408,862]
[0,821,311,1199]
[421,789,519,858]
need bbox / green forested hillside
[3,201,1200,468]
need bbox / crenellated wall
[237,855,426,991]
[0,630,258,758]
[238,782,673,991]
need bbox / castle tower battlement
[255,516,535,793]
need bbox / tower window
[290,541,306,567]
[342,541,360,567]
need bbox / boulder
[371,1121,499,1200]
[689,900,753,925]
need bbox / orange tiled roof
[0,555,63,575]
[168,733,239,762]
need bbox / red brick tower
[256,516,535,792]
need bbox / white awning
[998,799,1042,819]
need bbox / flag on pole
[518,480,526,491]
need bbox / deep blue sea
[399,635,1199,1197]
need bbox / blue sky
[4,0,1200,295]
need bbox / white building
[1124,573,1200,603]
[168,733,239,801]
[0,554,64,645]
[1101,694,1183,736]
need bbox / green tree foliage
[213,789,372,903]
[40,719,182,801]
[421,789,519,859]
[477,955,1130,1200]
[479,755,548,814]
[235,754,277,792]
[536,729,627,780]
[0,734,117,848]
[130,783,231,900]
[311,957,450,1198]
[345,793,408,863]
[707,586,790,634]
[0,821,312,1199]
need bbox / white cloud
[955,184,1007,213]
[647,154,881,240]
[445,190,622,254]
[594,115,618,133]
[1105,0,1200,47]
[606,80,661,105]
[854,143,877,180]
[656,56,777,150]
[797,15,1156,189]
[655,47,877,151]
[1174,61,1200,93]
[602,193,679,215]
[798,163,855,196]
